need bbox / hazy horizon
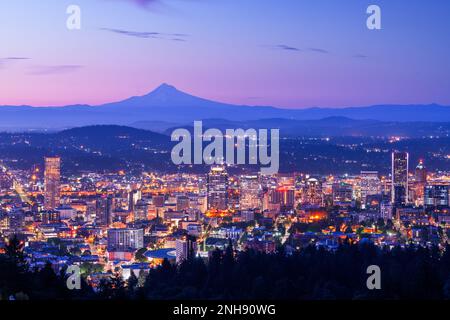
[1,82,449,110]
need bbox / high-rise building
[269,187,295,212]
[332,182,353,206]
[415,160,427,185]
[302,178,323,206]
[107,228,144,252]
[391,152,409,206]
[239,175,261,210]
[424,185,449,208]
[128,189,141,212]
[96,195,113,226]
[175,236,198,264]
[134,199,149,221]
[44,157,61,210]
[207,166,228,211]
[414,160,427,205]
[360,171,381,209]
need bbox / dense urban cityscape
[1,146,450,299]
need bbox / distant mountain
[1,83,450,131]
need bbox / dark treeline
[2,237,450,300]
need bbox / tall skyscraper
[239,175,261,210]
[207,166,229,211]
[128,189,141,212]
[134,199,149,221]
[360,171,381,209]
[414,160,427,205]
[44,157,61,210]
[391,152,409,206]
[96,195,113,226]
[302,178,323,206]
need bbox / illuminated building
[332,182,353,206]
[134,199,149,221]
[128,189,141,212]
[39,210,61,224]
[239,175,261,210]
[302,178,323,206]
[414,160,427,205]
[96,195,113,226]
[391,152,409,206]
[175,236,198,264]
[207,166,228,211]
[107,227,144,252]
[44,157,61,210]
[359,171,381,208]
[268,187,294,212]
[424,185,449,208]
[303,209,328,223]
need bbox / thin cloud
[101,28,161,38]
[308,47,329,54]
[101,27,189,41]
[28,65,84,75]
[3,57,31,60]
[265,44,301,52]
[0,57,31,70]
[353,54,368,58]
[265,45,331,54]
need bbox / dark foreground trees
[2,236,450,300]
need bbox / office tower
[391,152,409,206]
[414,160,427,205]
[268,187,294,212]
[360,171,381,208]
[128,189,141,212]
[44,157,61,210]
[415,160,427,185]
[96,195,113,226]
[107,228,144,252]
[134,199,149,221]
[175,236,198,264]
[332,182,353,206]
[424,185,449,208]
[207,166,229,211]
[301,178,323,206]
[239,175,261,210]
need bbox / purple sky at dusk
[1,0,450,108]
